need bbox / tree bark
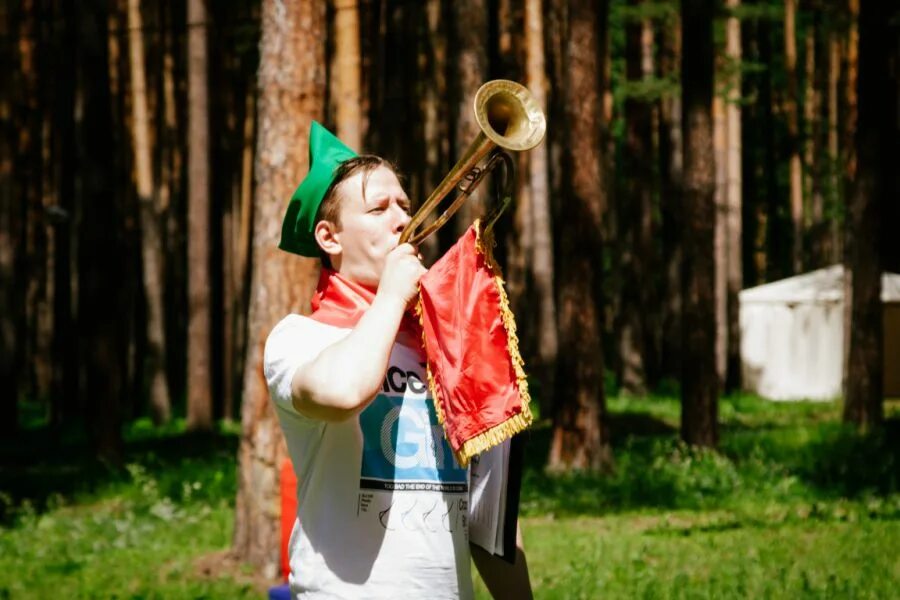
[784,0,803,273]
[187,0,213,431]
[843,0,859,182]
[740,11,760,287]
[128,0,171,425]
[714,94,727,384]
[451,0,489,236]
[524,0,557,411]
[50,0,77,431]
[724,0,742,392]
[759,16,784,280]
[159,0,186,407]
[224,86,256,424]
[36,0,56,420]
[107,0,140,422]
[547,0,613,472]
[17,0,50,411]
[77,1,127,464]
[680,0,718,448]
[804,17,821,234]
[658,17,683,382]
[842,0,895,430]
[618,3,653,395]
[232,0,325,578]
[331,0,362,150]
[0,3,25,435]
[827,32,841,264]
[416,0,449,264]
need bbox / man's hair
[314,154,402,267]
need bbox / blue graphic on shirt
[359,394,467,493]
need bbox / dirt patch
[190,549,277,594]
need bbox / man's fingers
[393,243,416,256]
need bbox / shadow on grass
[519,413,900,518]
[641,499,900,538]
[0,424,239,525]
[520,412,678,471]
[4,404,898,524]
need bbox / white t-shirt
[264,314,474,600]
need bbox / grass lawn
[513,511,899,599]
[2,395,898,599]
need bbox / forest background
[1,0,899,595]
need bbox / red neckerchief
[310,267,422,349]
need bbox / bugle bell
[400,79,547,246]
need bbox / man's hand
[470,523,533,600]
[290,244,425,421]
[378,243,426,307]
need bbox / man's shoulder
[265,314,350,361]
[269,313,348,337]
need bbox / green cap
[279,121,358,257]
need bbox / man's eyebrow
[367,194,408,204]
[365,194,390,205]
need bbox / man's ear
[314,220,342,259]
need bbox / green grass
[0,420,255,599]
[2,396,898,599]
[507,511,900,599]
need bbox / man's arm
[471,522,533,599]
[290,244,424,421]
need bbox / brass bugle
[400,79,547,246]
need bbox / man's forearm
[291,291,407,420]
[470,524,533,600]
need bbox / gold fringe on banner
[415,220,533,468]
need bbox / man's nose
[394,204,411,232]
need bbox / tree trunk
[843,0,859,182]
[36,0,56,421]
[805,16,831,269]
[891,28,900,273]
[759,17,784,280]
[77,2,126,464]
[501,0,531,336]
[724,0,742,392]
[495,0,522,81]
[18,0,49,411]
[0,2,25,435]
[842,0,895,430]
[658,18,683,383]
[804,17,821,234]
[827,32,841,264]
[740,12,759,288]
[523,0,557,413]
[128,0,171,425]
[680,0,718,448]
[618,3,653,395]
[451,0,489,236]
[225,86,256,424]
[547,0,613,472]
[784,0,803,273]
[232,0,326,578]
[331,0,362,150]
[50,0,77,431]
[107,0,140,422]
[187,0,213,431]
[714,94,727,384]
[415,0,449,264]
[366,1,422,217]
[159,0,186,408]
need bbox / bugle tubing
[400,79,547,246]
